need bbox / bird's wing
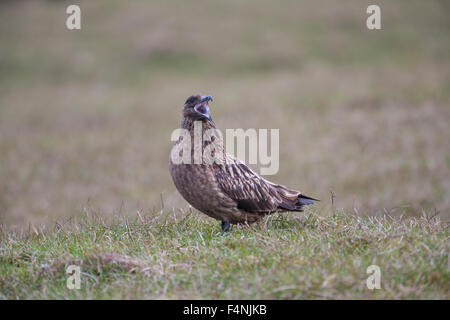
[213,155,303,213]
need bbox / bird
[169,94,318,232]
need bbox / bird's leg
[221,221,230,233]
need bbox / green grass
[1,209,448,299]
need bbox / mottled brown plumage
[169,94,318,231]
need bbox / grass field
[1,210,448,299]
[0,0,449,299]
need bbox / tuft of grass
[0,209,448,299]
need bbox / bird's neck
[178,117,225,164]
[181,117,217,132]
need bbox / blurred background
[0,0,449,225]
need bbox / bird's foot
[221,221,230,233]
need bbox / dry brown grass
[0,0,449,226]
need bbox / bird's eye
[185,97,197,105]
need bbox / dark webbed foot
[221,221,230,232]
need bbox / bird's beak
[201,95,213,103]
[194,95,213,121]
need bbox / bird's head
[182,94,213,122]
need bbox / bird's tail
[271,182,319,212]
[296,194,319,207]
